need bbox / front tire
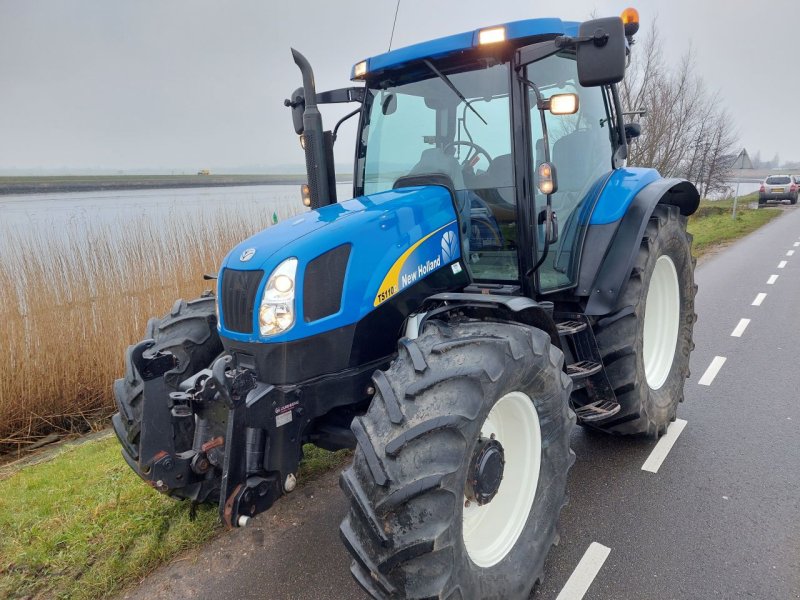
[578,204,696,436]
[340,320,574,599]
[112,296,223,497]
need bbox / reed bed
[0,204,298,454]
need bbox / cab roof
[351,18,580,80]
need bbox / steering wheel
[444,141,493,168]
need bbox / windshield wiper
[422,59,487,125]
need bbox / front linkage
[127,343,283,527]
[120,338,378,528]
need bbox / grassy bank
[0,435,350,599]
[687,194,782,258]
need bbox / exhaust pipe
[291,49,335,209]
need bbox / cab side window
[527,53,613,292]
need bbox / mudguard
[582,177,699,316]
[418,292,562,350]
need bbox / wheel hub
[466,437,505,506]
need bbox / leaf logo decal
[441,230,457,262]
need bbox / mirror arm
[315,87,365,105]
[555,31,610,49]
[332,107,361,143]
[516,39,560,68]
[610,84,628,167]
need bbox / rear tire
[113,296,223,482]
[791,195,797,205]
[340,320,574,599]
[578,204,696,437]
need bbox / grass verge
[0,435,351,599]
[687,195,783,258]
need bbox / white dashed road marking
[556,543,611,600]
[641,419,688,473]
[788,250,795,256]
[794,242,799,247]
[778,261,787,269]
[752,293,767,306]
[698,356,726,386]
[767,274,779,285]
[731,318,750,337]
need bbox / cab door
[523,52,615,293]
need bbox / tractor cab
[353,34,618,295]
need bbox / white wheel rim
[462,391,541,568]
[643,255,680,390]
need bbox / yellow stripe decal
[373,221,456,307]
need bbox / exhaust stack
[291,49,335,209]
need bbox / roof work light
[478,26,506,45]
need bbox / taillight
[760,185,765,192]
[791,184,798,192]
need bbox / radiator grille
[221,268,263,333]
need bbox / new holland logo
[240,248,256,262]
[441,230,457,262]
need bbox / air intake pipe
[291,49,335,208]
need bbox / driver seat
[407,148,466,190]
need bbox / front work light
[478,26,506,45]
[548,93,580,116]
[259,258,298,336]
[353,60,368,80]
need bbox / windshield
[356,61,519,282]
[766,176,791,184]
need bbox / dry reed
[0,203,298,453]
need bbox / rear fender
[582,178,699,316]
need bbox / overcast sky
[1,0,798,173]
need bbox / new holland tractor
[113,9,698,599]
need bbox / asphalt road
[123,207,800,600]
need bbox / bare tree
[621,20,738,198]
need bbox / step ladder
[556,313,621,423]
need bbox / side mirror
[285,87,305,135]
[576,17,626,87]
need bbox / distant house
[197,169,211,175]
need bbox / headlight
[259,258,298,336]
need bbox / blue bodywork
[589,167,661,225]
[218,186,459,343]
[351,18,580,79]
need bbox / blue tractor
[114,10,698,599]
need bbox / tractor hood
[217,185,466,344]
